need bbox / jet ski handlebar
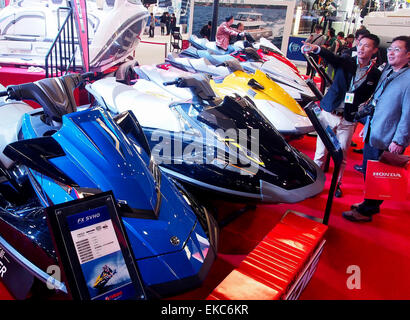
[80,71,103,82]
[0,72,102,101]
[163,78,182,87]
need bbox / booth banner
[286,36,306,62]
[71,0,90,72]
[365,160,409,201]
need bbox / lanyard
[350,59,375,90]
[369,66,409,105]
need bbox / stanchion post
[210,0,219,41]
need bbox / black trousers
[149,26,154,37]
[306,55,319,78]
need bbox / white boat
[0,0,149,71]
[233,12,273,41]
[363,8,410,47]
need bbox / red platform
[207,211,327,300]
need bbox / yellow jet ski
[210,68,314,137]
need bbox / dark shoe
[335,185,342,198]
[354,164,364,174]
[342,208,372,222]
[350,202,380,214]
[353,148,363,154]
[351,142,357,147]
[351,201,365,210]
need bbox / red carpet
[170,127,410,300]
[1,127,409,300]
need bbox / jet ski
[0,73,218,298]
[189,35,300,74]
[210,69,314,136]
[256,38,300,73]
[93,265,117,289]
[157,57,313,136]
[87,73,325,204]
[189,34,239,54]
[177,46,316,106]
[0,0,149,71]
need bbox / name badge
[345,92,355,104]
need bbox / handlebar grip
[163,79,180,86]
[81,71,102,81]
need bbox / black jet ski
[88,73,325,203]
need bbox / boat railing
[45,6,76,78]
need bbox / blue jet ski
[189,35,240,54]
[0,73,218,298]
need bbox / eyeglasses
[387,46,404,53]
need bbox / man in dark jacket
[200,21,211,40]
[166,12,171,35]
[301,34,382,198]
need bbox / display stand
[304,102,343,225]
[217,204,257,229]
[304,53,333,172]
[305,78,324,101]
[46,191,146,300]
[303,53,333,94]
[170,27,182,53]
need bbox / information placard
[46,192,146,300]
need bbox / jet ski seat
[179,46,200,58]
[189,35,208,50]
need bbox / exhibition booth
[0,0,409,302]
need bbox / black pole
[210,0,219,41]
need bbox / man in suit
[342,35,410,222]
[301,34,382,198]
